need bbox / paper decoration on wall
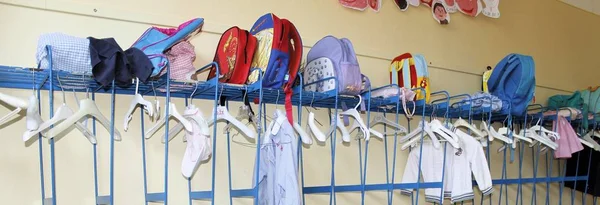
[432,1,450,24]
[482,0,500,18]
[339,0,368,11]
[394,0,409,11]
[445,0,458,13]
[369,0,382,11]
[408,0,420,7]
[456,0,482,17]
[420,0,433,7]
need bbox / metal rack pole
[163,64,172,204]
[360,87,372,205]
[328,79,340,205]
[92,91,99,204]
[386,101,401,204]
[253,71,264,205]
[35,80,46,205]
[140,94,149,205]
[47,46,57,205]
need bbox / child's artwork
[408,0,420,7]
[482,0,500,18]
[394,0,409,11]
[445,0,457,13]
[369,0,382,12]
[339,0,368,11]
[456,0,482,17]
[432,1,450,24]
[420,0,433,7]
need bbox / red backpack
[247,13,303,125]
[207,26,257,84]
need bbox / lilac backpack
[304,36,367,96]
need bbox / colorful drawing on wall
[421,0,433,7]
[394,0,409,11]
[432,1,450,24]
[369,0,382,12]
[408,0,420,7]
[456,0,482,17]
[445,0,457,13]
[482,0,500,18]
[339,0,368,11]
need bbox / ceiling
[561,0,600,15]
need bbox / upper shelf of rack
[0,64,584,126]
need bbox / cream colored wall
[0,0,598,204]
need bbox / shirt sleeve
[467,136,494,196]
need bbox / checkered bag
[160,41,196,80]
[36,32,92,75]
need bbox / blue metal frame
[1,46,595,204]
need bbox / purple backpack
[304,36,367,96]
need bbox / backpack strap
[281,19,303,125]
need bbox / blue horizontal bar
[230,188,255,198]
[146,192,165,202]
[490,176,587,185]
[301,176,588,194]
[96,195,111,204]
[303,182,442,194]
[189,191,213,200]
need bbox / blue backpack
[487,54,536,116]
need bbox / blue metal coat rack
[0,45,597,205]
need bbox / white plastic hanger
[146,102,192,139]
[339,96,378,140]
[369,113,408,135]
[26,95,43,131]
[498,127,532,144]
[522,129,557,150]
[25,104,96,144]
[161,86,203,143]
[307,112,326,142]
[329,113,351,142]
[580,132,600,151]
[429,119,460,148]
[208,105,255,139]
[123,78,154,131]
[349,119,384,140]
[224,105,258,133]
[47,98,122,141]
[162,104,210,143]
[453,117,485,139]
[306,94,326,142]
[0,93,28,126]
[270,109,312,145]
[400,121,442,150]
[530,125,560,140]
[23,86,95,143]
[497,126,532,151]
[480,121,513,144]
